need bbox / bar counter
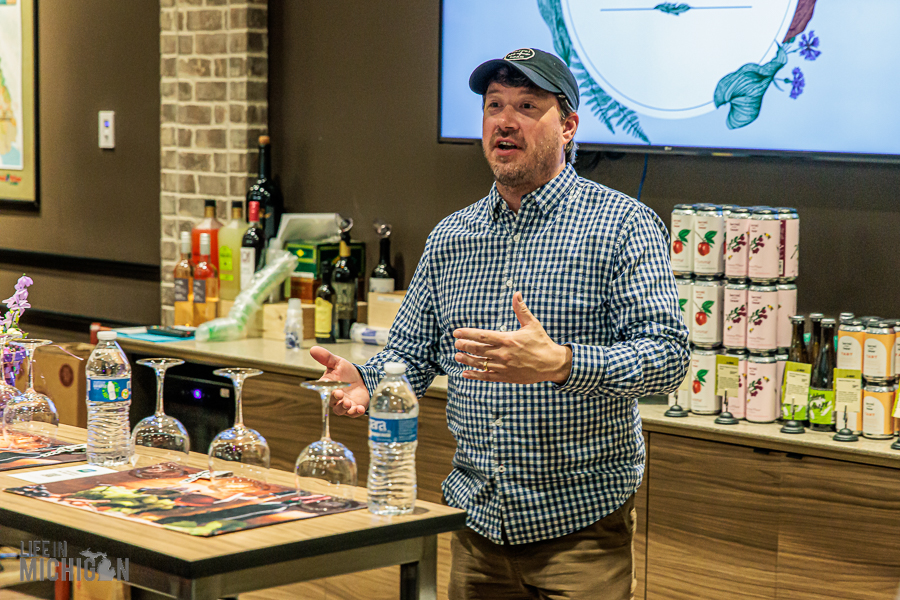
[117,336,900,600]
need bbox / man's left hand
[453,291,572,384]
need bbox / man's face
[481,82,575,192]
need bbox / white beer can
[745,352,778,423]
[723,281,748,349]
[693,205,725,276]
[724,207,750,279]
[777,208,800,280]
[671,204,694,275]
[747,283,779,352]
[691,276,724,348]
[690,346,722,415]
[748,208,781,281]
[675,275,693,343]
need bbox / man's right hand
[309,346,370,418]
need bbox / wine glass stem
[321,391,331,440]
[25,346,35,391]
[154,367,167,416]
[234,378,245,427]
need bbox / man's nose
[494,104,519,128]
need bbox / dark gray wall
[269,0,900,319]
[0,0,160,324]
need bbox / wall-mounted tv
[440,0,900,162]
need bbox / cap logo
[504,48,535,61]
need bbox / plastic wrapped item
[196,251,299,342]
[350,323,390,346]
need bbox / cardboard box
[367,291,406,329]
[25,343,95,429]
[284,240,366,302]
[262,301,368,342]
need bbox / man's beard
[485,135,562,190]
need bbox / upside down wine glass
[0,334,26,432]
[208,368,270,492]
[3,339,58,447]
[130,358,191,477]
[295,380,357,503]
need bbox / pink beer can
[723,281,748,349]
[747,283,779,351]
[776,282,797,349]
[748,208,781,281]
[777,208,799,279]
[745,352,778,423]
[724,349,748,419]
[724,208,751,279]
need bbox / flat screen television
[440,0,900,162]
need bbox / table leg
[400,534,437,600]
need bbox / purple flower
[799,31,821,61]
[789,67,805,99]
[1,273,32,334]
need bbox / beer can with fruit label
[671,204,694,275]
[748,208,781,281]
[690,347,722,415]
[778,208,800,280]
[776,282,797,349]
[746,283,778,351]
[724,349,748,419]
[746,352,778,423]
[675,275,693,343]
[862,382,897,439]
[863,320,896,382]
[723,281,748,349]
[724,208,751,279]
[691,276,724,348]
[838,319,865,371]
[693,205,725,276]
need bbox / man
[311,48,689,599]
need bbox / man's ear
[562,112,579,144]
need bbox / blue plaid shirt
[357,165,689,544]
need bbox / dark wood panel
[646,434,780,600]
[776,455,900,600]
[635,431,648,600]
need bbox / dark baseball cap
[469,48,579,111]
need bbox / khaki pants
[448,495,636,600]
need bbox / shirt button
[499,325,507,332]
[506,279,513,288]
[514,234,521,242]
[497,465,506,474]
[493,418,503,427]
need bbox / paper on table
[10,465,115,484]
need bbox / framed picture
[0,0,38,210]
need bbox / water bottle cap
[384,362,406,375]
[97,331,117,341]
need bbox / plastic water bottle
[85,331,133,466]
[367,362,418,515]
[284,298,304,350]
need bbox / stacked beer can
[670,203,799,420]
[837,315,900,439]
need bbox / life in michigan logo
[19,541,129,582]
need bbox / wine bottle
[218,201,246,301]
[369,236,397,294]
[809,317,837,432]
[191,199,223,269]
[173,231,194,327]
[246,135,284,244]
[332,232,358,340]
[193,233,219,325]
[315,261,337,344]
[240,200,266,291]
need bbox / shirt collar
[488,164,578,221]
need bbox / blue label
[87,377,131,402]
[369,416,417,444]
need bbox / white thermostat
[99,111,115,149]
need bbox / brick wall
[159,0,268,325]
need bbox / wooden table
[0,425,466,600]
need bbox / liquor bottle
[369,222,397,294]
[191,199,223,269]
[240,200,266,291]
[193,233,219,325]
[218,201,246,302]
[787,315,808,364]
[332,232,358,340]
[315,261,336,343]
[807,313,824,366]
[246,135,284,244]
[809,317,837,432]
[173,231,194,327]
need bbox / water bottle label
[87,377,131,402]
[369,416,417,444]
